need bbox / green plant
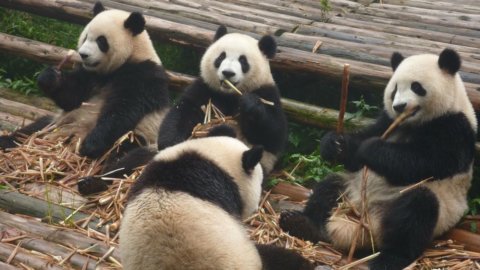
[319,0,332,22]
[0,68,40,95]
[347,95,379,120]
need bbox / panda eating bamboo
[280,48,477,270]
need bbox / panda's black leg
[78,140,156,196]
[279,174,345,243]
[255,244,315,270]
[0,115,53,150]
[370,187,439,270]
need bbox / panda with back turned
[120,133,314,270]
[279,49,477,269]
[0,2,169,193]
[157,25,287,175]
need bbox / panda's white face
[77,9,160,74]
[384,52,476,128]
[200,33,274,94]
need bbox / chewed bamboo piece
[56,49,75,70]
[223,79,275,106]
[347,105,420,262]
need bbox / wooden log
[0,261,20,270]
[328,16,480,50]
[0,0,413,93]
[0,211,120,260]
[0,242,67,270]
[444,228,480,253]
[282,97,374,130]
[383,0,480,14]
[369,3,480,24]
[0,222,102,270]
[0,89,57,112]
[0,97,54,122]
[0,33,376,131]
[356,5,479,31]
[0,190,108,235]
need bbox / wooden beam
[0,33,372,131]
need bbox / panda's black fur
[280,49,477,270]
[157,26,287,174]
[37,60,169,158]
[119,135,314,270]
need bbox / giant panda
[157,25,287,175]
[0,2,169,193]
[120,135,314,270]
[279,48,477,270]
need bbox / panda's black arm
[37,67,97,111]
[320,111,393,171]
[80,63,169,158]
[357,113,475,185]
[238,85,287,154]
[157,79,211,150]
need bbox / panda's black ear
[438,48,461,75]
[242,146,263,174]
[259,35,276,59]
[214,25,227,41]
[124,12,146,36]
[391,52,404,71]
[93,2,105,16]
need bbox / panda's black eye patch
[239,55,250,73]
[214,52,226,69]
[391,84,397,101]
[96,36,109,53]
[411,81,426,96]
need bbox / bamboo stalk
[337,63,350,134]
[347,105,420,262]
[223,79,275,106]
[56,49,75,70]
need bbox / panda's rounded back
[152,136,264,218]
[120,137,264,269]
[120,188,262,270]
[77,9,160,74]
[200,33,274,94]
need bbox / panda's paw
[37,67,61,94]
[319,131,346,162]
[0,135,18,151]
[78,176,109,196]
[279,210,320,243]
[79,136,108,159]
[239,93,266,120]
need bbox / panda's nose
[79,53,89,60]
[222,70,235,78]
[393,103,407,113]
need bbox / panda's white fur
[78,9,160,74]
[121,189,262,270]
[120,137,264,270]
[384,54,476,129]
[200,33,274,94]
